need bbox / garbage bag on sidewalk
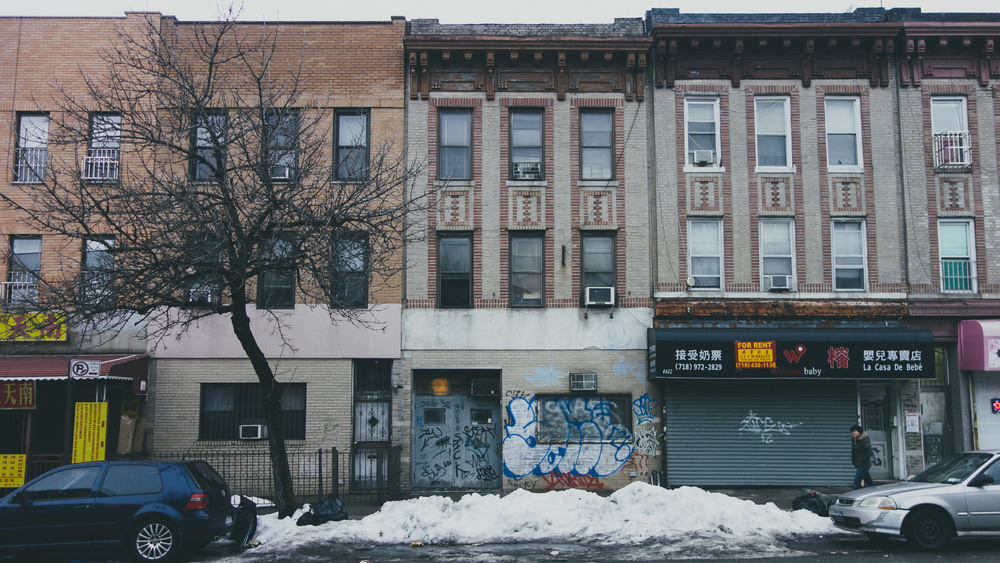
[296,493,348,526]
[230,495,258,547]
[791,490,829,517]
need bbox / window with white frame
[84,114,121,182]
[760,219,795,290]
[14,114,48,183]
[6,236,41,306]
[825,97,862,169]
[268,110,298,181]
[931,97,970,168]
[939,220,975,292]
[832,220,866,291]
[580,110,614,180]
[754,97,791,170]
[510,110,543,180]
[82,237,115,305]
[685,97,720,167]
[688,218,722,289]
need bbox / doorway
[860,385,893,481]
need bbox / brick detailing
[758,176,792,214]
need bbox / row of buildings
[4,7,1000,495]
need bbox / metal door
[412,395,501,490]
[351,360,391,490]
[973,373,1000,449]
[861,388,892,481]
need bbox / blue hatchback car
[0,460,236,561]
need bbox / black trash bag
[296,493,348,526]
[792,490,829,517]
[230,495,258,547]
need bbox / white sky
[2,0,999,23]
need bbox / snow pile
[252,482,836,554]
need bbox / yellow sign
[0,312,66,341]
[0,454,27,488]
[736,341,777,369]
[72,402,108,463]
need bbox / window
[931,97,970,168]
[332,232,368,307]
[335,110,368,181]
[82,237,114,305]
[267,110,298,181]
[6,236,41,306]
[939,220,975,292]
[438,109,471,180]
[185,234,222,307]
[685,97,720,167]
[99,465,163,497]
[688,218,722,289]
[14,113,48,183]
[580,110,613,180]
[20,465,101,501]
[755,97,791,169]
[83,113,121,182]
[832,221,866,291]
[582,233,615,290]
[760,219,794,290]
[438,233,472,308]
[191,112,227,183]
[258,237,295,309]
[510,233,543,307]
[825,97,862,169]
[536,395,631,443]
[199,383,306,440]
[510,110,543,180]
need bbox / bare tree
[1,8,422,517]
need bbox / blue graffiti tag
[525,364,566,387]
[632,393,658,425]
[502,396,633,478]
[614,356,646,385]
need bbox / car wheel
[905,508,953,551]
[130,517,178,562]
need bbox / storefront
[958,320,1000,450]
[649,328,934,486]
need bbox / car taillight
[184,493,209,511]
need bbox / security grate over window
[199,383,305,441]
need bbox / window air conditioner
[570,372,598,392]
[764,275,791,291]
[692,150,715,166]
[512,162,541,180]
[239,424,267,440]
[584,286,615,307]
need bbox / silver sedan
[830,450,1000,550]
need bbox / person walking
[850,424,874,489]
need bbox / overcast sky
[2,0,998,23]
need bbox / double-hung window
[191,112,227,183]
[685,97,720,167]
[939,220,975,292]
[760,219,795,291]
[931,97,970,168]
[200,383,306,440]
[580,110,613,180]
[84,114,121,182]
[825,97,862,170]
[185,234,222,307]
[832,221,866,291]
[7,236,41,306]
[267,110,298,181]
[14,114,48,183]
[335,110,369,181]
[258,237,295,309]
[438,110,472,180]
[438,233,472,308]
[510,233,543,307]
[688,218,722,289]
[581,233,615,293]
[332,232,368,307]
[82,237,114,305]
[755,97,791,170]
[510,110,543,180]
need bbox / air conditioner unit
[512,161,542,180]
[270,165,293,180]
[584,286,615,307]
[471,379,500,397]
[692,150,715,166]
[239,424,267,440]
[764,275,791,292]
[570,372,598,392]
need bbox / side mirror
[969,474,995,488]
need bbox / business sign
[69,359,102,379]
[0,455,26,488]
[653,333,935,380]
[71,402,107,464]
[0,381,36,410]
[0,312,66,341]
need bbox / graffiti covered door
[412,395,501,490]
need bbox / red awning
[959,320,1000,371]
[0,355,148,392]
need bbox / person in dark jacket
[850,424,874,489]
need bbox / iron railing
[933,131,972,168]
[13,147,47,183]
[82,148,120,182]
[941,258,973,292]
[2,279,39,306]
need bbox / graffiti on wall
[614,355,646,385]
[525,365,566,387]
[598,320,633,350]
[632,426,659,454]
[738,410,802,444]
[631,393,658,425]
[502,396,633,478]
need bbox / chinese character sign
[0,381,36,410]
[0,313,66,341]
[72,402,107,463]
[0,455,26,488]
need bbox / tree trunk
[228,292,298,518]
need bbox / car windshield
[911,452,994,483]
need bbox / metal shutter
[664,380,856,486]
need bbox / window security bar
[13,147,47,183]
[933,131,971,168]
[941,258,972,292]
[82,148,121,181]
